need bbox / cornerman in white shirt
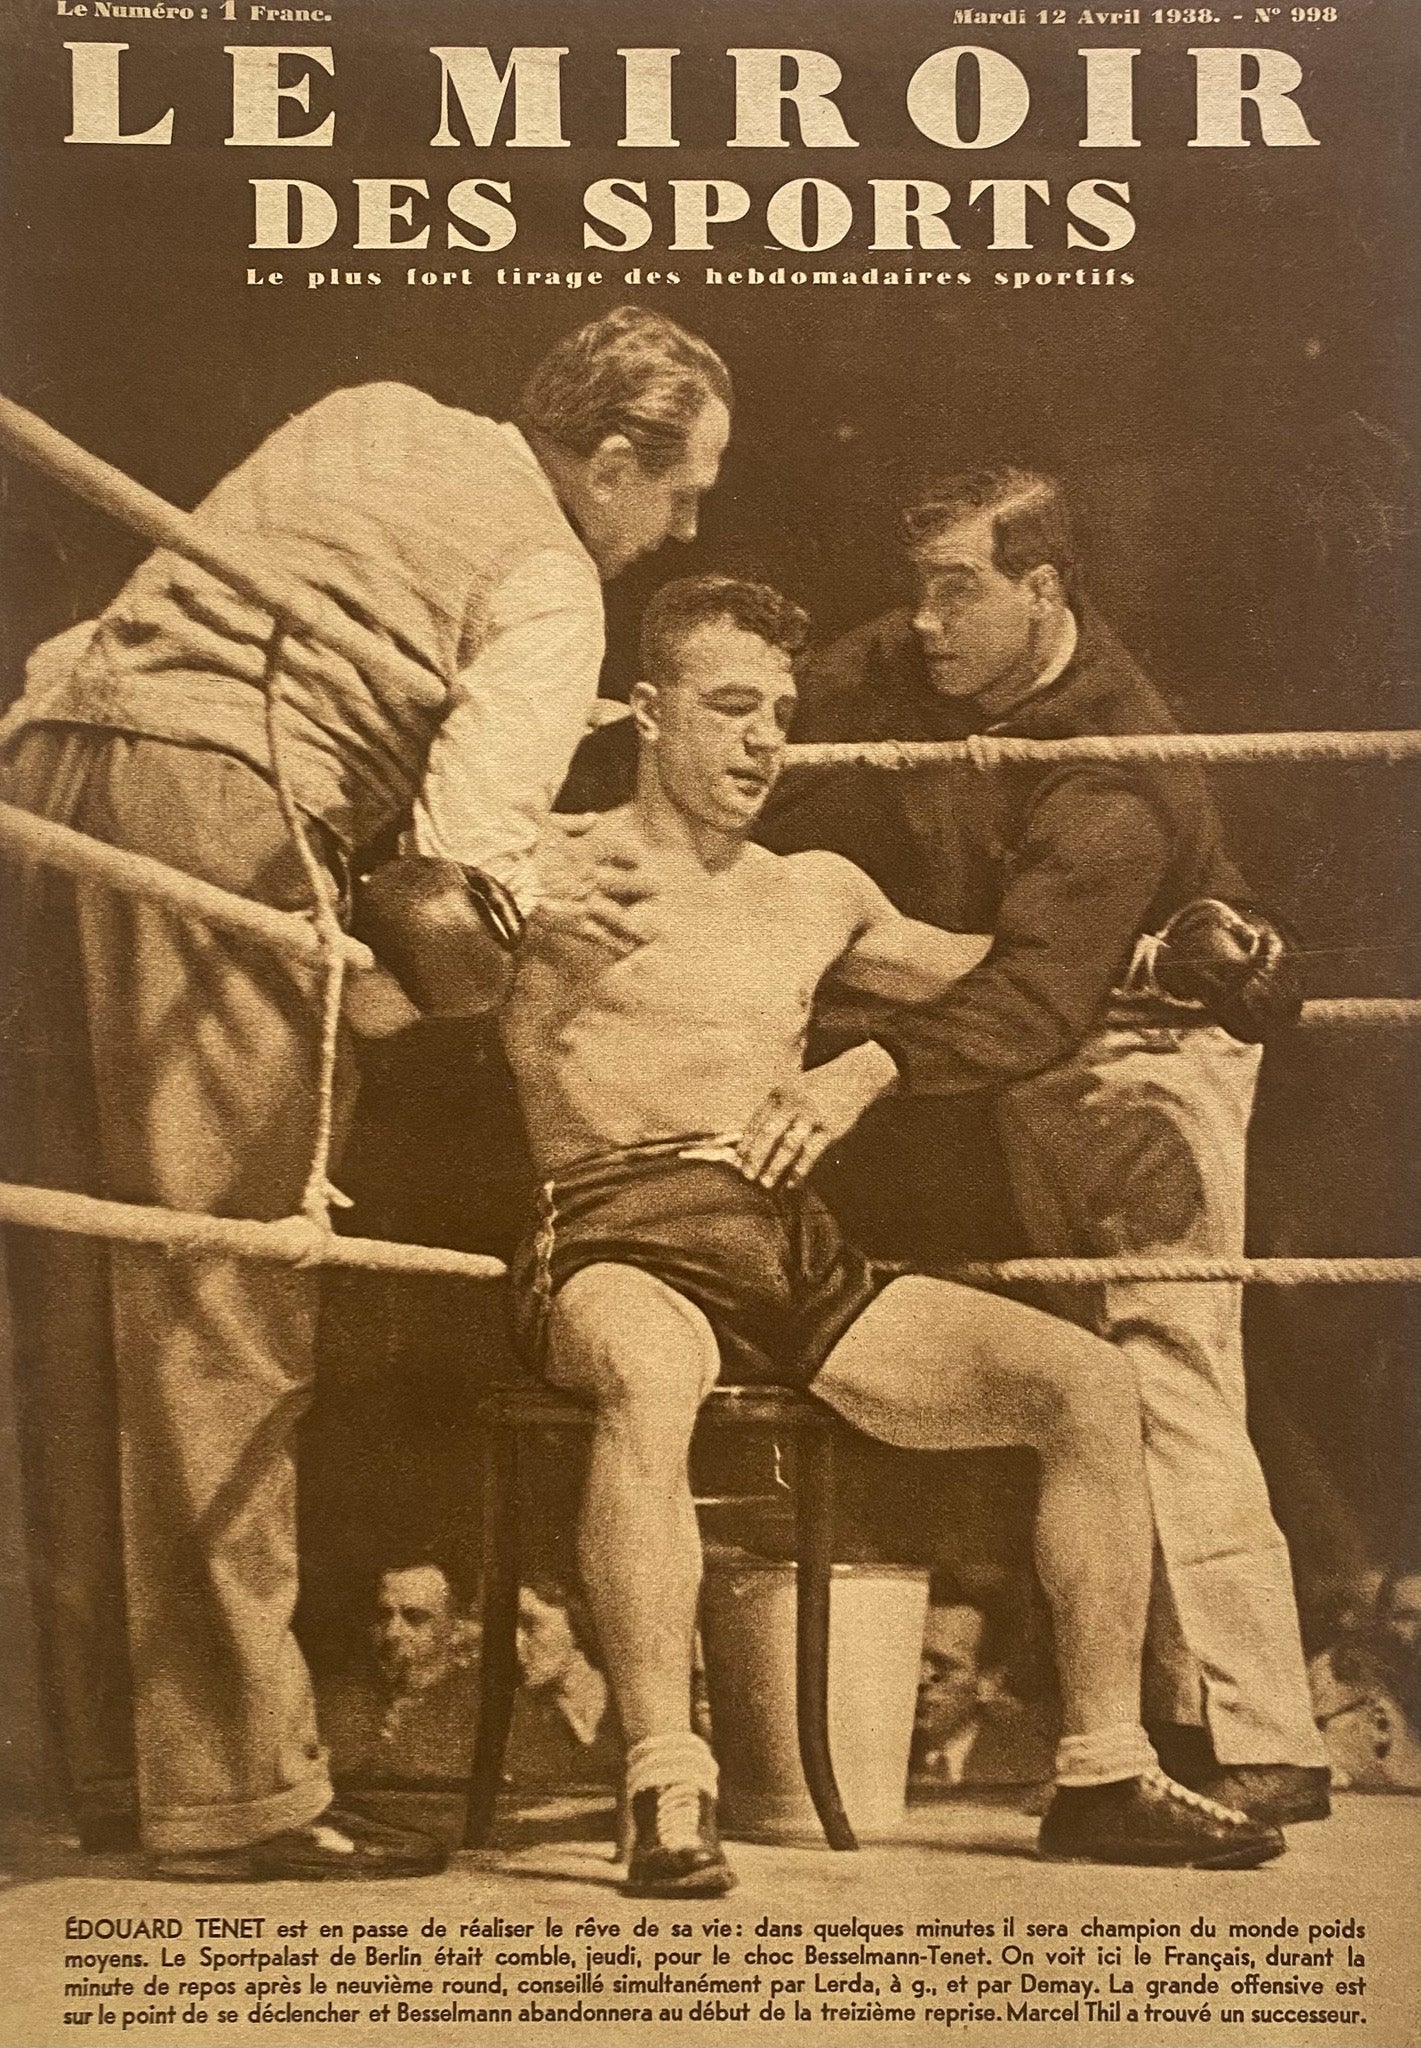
[0,306,731,1879]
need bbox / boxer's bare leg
[547,1264,719,1747]
[814,1276,1151,1741]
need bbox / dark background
[0,0,1417,1736]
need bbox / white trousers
[997,1010,1325,1767]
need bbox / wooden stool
[462,1379,857,1851]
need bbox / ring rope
[786,730,1421,771]
[923,1254,1421,1289]
[0,801,375,973]
[0,1180,1416,1290]
[0,1181,506,1279]
[1296,997,1421,1029]
[260,625,347,1227]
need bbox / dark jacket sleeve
[872,774,1175,1097]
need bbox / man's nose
[670,503,699,544]
[912,606,942,643]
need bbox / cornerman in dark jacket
[760,467,1329,1828]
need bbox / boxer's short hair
[638,574,810,686]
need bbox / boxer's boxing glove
[1153,896,1304,1043]
[352,856,521,1017]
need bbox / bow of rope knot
[261,1212,336,1267]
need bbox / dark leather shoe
[1039,1768,1285,1868]
[1193,1764,1331,1826]
[625,1786,736,1898]
[154,1806,445,1882]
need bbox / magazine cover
[0,0,1417,2042]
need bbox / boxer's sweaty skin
[503,819,862,1175]
[502,620,988,1182]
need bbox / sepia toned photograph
[0,2,1417,2042]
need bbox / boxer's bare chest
[504,843,857,1163]
[509,844,851,1050]
[595,847,848,1035]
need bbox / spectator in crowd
[322,1562,480,1786]
[1309,1567,1421,1792]
[910,1588,1055,1795]
[319,1567,617,1808]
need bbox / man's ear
[630,678,661,742]
[586,432,640,498]
[1025,561,1063,610]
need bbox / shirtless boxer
[499,575,1284,1895]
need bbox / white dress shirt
[413,426,605,912]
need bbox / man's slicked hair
[517,306,732,477]
[376,1558,459,1607]
[901,465,1078,599]
[639,574,810,687]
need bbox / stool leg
[463,1422,521,1848]
[794,1421,856,1851]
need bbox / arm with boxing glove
[343,555,655,1035]
[1136,896,1304,1042]
[344,818,660,1038]
[345,856,524,1036]
[343,539,653,1034]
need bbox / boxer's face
[517,1586,578,1691]
[1383,1574,1421,1654]
[639,619,797,835]
[373,1566,457,1694]
[910,508,1053,713]
[914,1604,985,1747]
[578,396,730,580]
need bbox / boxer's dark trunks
[510,1137,886,1386]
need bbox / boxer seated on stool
[411,576,1285,1892]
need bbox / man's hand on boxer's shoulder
[531,813,661,958]
[735,1041,902,1191]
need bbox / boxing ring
[0,389,1418,1300]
